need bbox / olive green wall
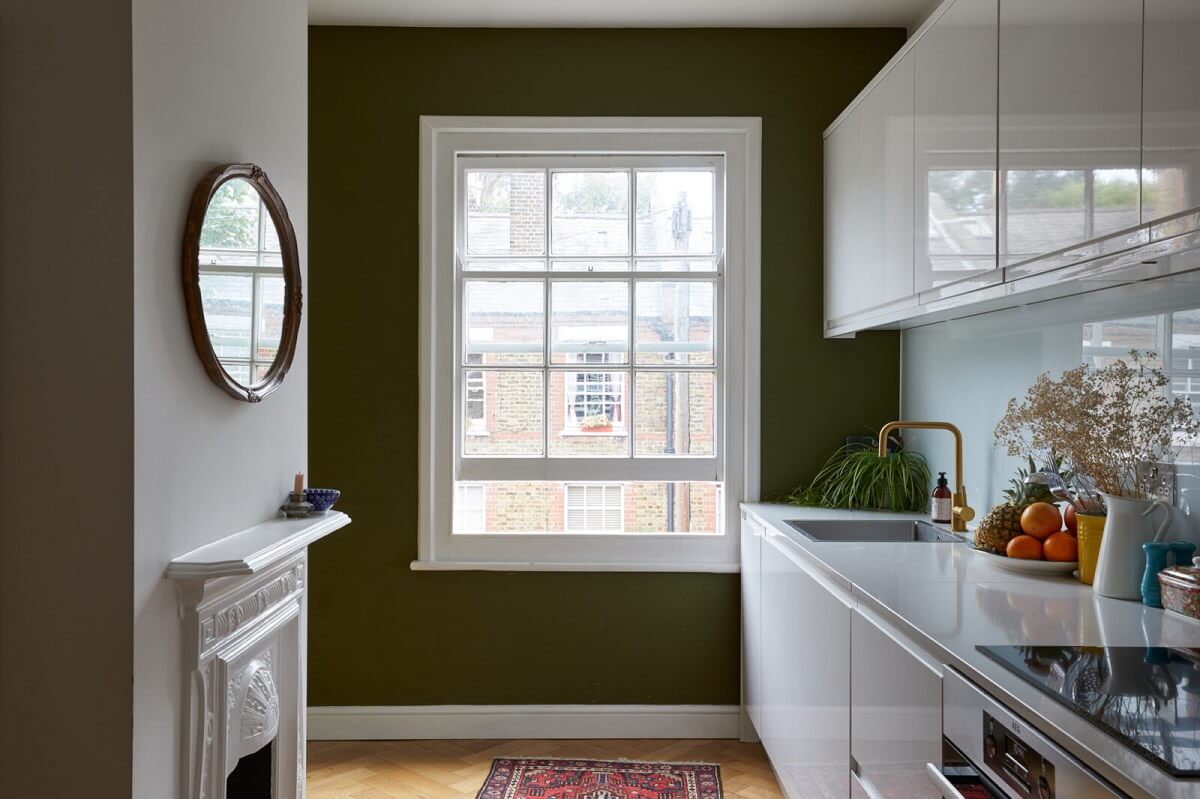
[308,27,903,706]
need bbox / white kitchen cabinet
[740,512,764,735]
[914,0,999,295]
[850,608,943,799]
[759,528,852,799]
[999,0,1143,272]
[824,110,861,325]
[1143,0,1200,224]
[858,52,916,311]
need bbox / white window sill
[410,559,739,573]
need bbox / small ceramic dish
[304,488,341,512]
[970,545,1078,576]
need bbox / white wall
[0,3,134,796]
[130,1,308,796]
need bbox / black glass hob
[978,645,1200,778]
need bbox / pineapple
[973,456,1066,554]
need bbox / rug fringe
[494,757,720,767]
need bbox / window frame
[417,117,761,572]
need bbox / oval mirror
[183,164,301,402]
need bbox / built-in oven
[931,669,1125,799]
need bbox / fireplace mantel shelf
[166,510,351,581]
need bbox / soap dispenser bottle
[932,472,952,524]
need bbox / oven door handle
[925,763,967,799]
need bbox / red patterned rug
[477,758,722,799]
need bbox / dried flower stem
[994,351,1197,499]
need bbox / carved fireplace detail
[169,512,351,799]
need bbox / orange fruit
[1020,502,1063,540]
[1043,532,1079,562]
[1007,535,1045,560]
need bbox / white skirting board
[307,705,741,740]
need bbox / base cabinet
[758,528,852,799]
[742,517,944,799]
[850,609,944,799]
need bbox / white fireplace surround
[168,511,351,799]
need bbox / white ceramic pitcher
[1092,493,1173,600]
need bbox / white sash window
[418,117,760,571]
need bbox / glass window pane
[253,362,272,384]
[926,170,996,284]
[262,203,282,253]
[256,275,285,366]
[1093,168,1140,238]
[635,371,716,456]
[224,362,252,385]
[462,371,544,456]
[549,371,630,457]
[1081,315,1159,369]
[200,178,261,253]
[454,481,556,533]
[636,259,716,272]
[550,281,629,364]
[464,259,546,272]
[451,481,721,534]
[550,260,629,272]
[466,170,546,257]
[551,171,629,255]
[635,170,714,255]
[635,281,715,365]
[464,281,545,365]
[1004,169,1086,259]
[564,484,624,532]
[199,273,253,360]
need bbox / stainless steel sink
[783,518,964,543]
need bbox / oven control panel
[983,710,1056,799]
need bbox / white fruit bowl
[969,544,1078,576]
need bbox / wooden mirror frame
[182,163,302,403]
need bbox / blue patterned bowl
[304,488,341,512]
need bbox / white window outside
[455,483,487,532]
[418,117,760,571]
[564,484,624,532]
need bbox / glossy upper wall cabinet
[914,0,998,294]
[1143,0,1200,224]
[824,112,860,323]
[999,0,1143,270]
[859,52,916,309]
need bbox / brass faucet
[877,421,976,533]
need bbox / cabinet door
[999,0,1143,271]
[824,112,860,326]
[914,0,999,295]
[740,513,764,734]
[1143,0,1200,224]
[760,531,852,799]
[850,609,943,799]
[858,52,916,309]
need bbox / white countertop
[741,502,1200,799]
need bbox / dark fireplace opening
[227,740,274,799]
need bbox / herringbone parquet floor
[307,739,783,799]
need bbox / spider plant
[785,439,931,512]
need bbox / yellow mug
[1076,513,1106,585]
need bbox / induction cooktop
[978,645,1200,778]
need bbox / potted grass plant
[785,436,931,512]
